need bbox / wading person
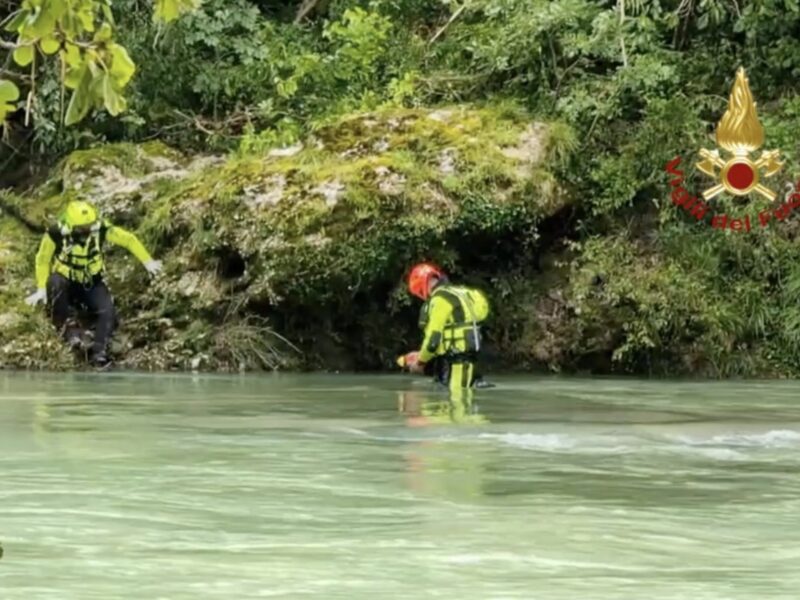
[24,200,163,367]
[398,262,490,393]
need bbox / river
[1,372,799,599]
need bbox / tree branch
[294,0,321,24]
[618,0,628,68]
[429,3,467,45]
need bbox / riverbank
[4,99,800,378]
[0,104,576,373]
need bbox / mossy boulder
[0,104,574,372]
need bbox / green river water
[1,372,799,599]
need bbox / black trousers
[46,273,116,356]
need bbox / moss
[63,143,143,176]
[0,103,572,372]
[60,141,184,183]
[139,140,187,165]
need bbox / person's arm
[418,296,449,364]
[105,223,153,264]
[34,233,56,289]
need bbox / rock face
[0,105,570,372]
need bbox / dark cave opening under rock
[216,247,247,280]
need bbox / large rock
[0,105,572,371]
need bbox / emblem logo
[695,67,783,201]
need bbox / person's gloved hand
[144,260,163,276]
[24,289,47,306]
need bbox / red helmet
[408,262,444,300]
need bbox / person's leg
[46,273,70,329]
[448,362,474,395]
[468,352,495,388]
[470,361,489,387]
[45,273,80,345]
[433,357,450,388]
[83,280,116,359]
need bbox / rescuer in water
[398,262,491,393]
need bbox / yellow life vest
[419,285,490,329]
[49,221,108,284]
[428,283,490,355]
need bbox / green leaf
[0,80,20,103]
[62,10,75,33]
[40,35,60,55]
[102,74,127,116]
[78,6,95,32]
[64,55,88,89]
[109,43,136,87]
[50,0,68,20]
[26,5,59,38]
[64,68,83,89]
[154,0,180,22]
[63,43,82,68]
[94,22,113,43]
[276,77,298,99]
[87,57,102,78]
[13,45,34,67]
[0,101,17,125]
[64,67,93,125]
[102,3,116,25]
[4,10,29,32]
[90,71,106,109]
[153,0,198,23]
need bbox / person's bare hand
[404,351,424,373]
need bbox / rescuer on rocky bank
[24,200,162,367]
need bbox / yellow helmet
[62,201,98,229]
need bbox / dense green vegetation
[3,0,800,376]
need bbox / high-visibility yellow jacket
[417,283,490,364]
[34,220,153,288]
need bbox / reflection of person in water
[30,398,99,459]
[398,389,490,501]
[398,389,487,427]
